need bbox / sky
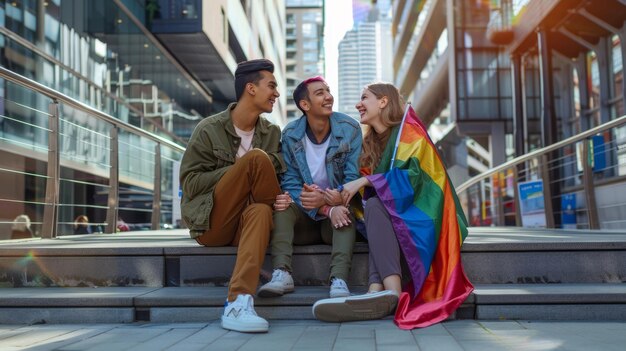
[323,0,354,97]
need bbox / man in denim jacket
[258,76,362,298]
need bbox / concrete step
[1,284,626,324]
[473,283,626,321]
[1,228,626,288]
[0,233,369,288]
[462,227,626,284]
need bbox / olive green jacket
[179,103,286,237]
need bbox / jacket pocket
[181,192,212,230]
[329,143,349,166]
[329,143,349,182]
[213,148,234,169]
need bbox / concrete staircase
[1,228,626,324]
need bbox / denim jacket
[281,112,362,219]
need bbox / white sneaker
[329,277,351,298]
[221,294,268,333]
[257,269,295,297]
[312,290,399,322]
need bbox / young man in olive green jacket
[179,59,290,333]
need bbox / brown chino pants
[195,149,281,301]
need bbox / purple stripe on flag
[368,173,427,293]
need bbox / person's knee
[243,203,273,223]
[241,148,271,165]
[365,197,384,217]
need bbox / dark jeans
[271,203,356,281]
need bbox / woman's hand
[273,192,292,211]
[340,177,371,206]
[329,205,352,229]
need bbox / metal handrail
[1,66,186,237]
[457,113,626,193]
[0,66,186,153]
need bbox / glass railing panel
[0,88,51,240]
[1,66,186,238]
[458,114,626,230]
[54,103,114,236]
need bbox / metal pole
[540,155,555,228]
[512,166,522,226]
[537,28,561,227]
[106,126,119,233]
[151,143,162,230]
[42,101,60,238]
[511,53,525,158]
[582,140,600,229]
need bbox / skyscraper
[285,0,325,122]
[337,0,392,119]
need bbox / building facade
[392,0,626,228]
[285,0,325,122]
[151,0,287,126]
[0,0,286,238]
[337,0,392,119]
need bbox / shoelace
[243,295,258,316]
[331,278,347,289]
[228,295,258,317]
[272,269,286,281]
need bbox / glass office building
[0,0,212,237]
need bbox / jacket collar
[286,112,343,142]
[220,102,270,137]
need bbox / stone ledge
[474,283,626,304]
[0,287,160,306]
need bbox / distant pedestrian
[11,214,34,239]
[73,215,92,234]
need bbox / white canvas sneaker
[221,294,269,333]
[257,269,295,297]
[312,290,399,322]
[329,277,351,298]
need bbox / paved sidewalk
[1,320,625,350]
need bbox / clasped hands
[273,182,363,229]
[301,183,351,229]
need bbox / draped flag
[366,105,473,329]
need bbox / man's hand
[300,183,325,210]
[273,192,292,211]
[323,188,343,206]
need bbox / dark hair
[292,76,327,115]
[234,59,275,101]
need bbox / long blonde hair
[359,83,405,172]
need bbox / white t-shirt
[304,134,330,190]
[234,126,255,158]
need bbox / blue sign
[561,193,576,229]
[592,135,606,172]
[517,180,546,227]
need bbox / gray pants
[271,203,356,281]
[364,197,402,286]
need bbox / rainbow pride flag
[366,105,473,329]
